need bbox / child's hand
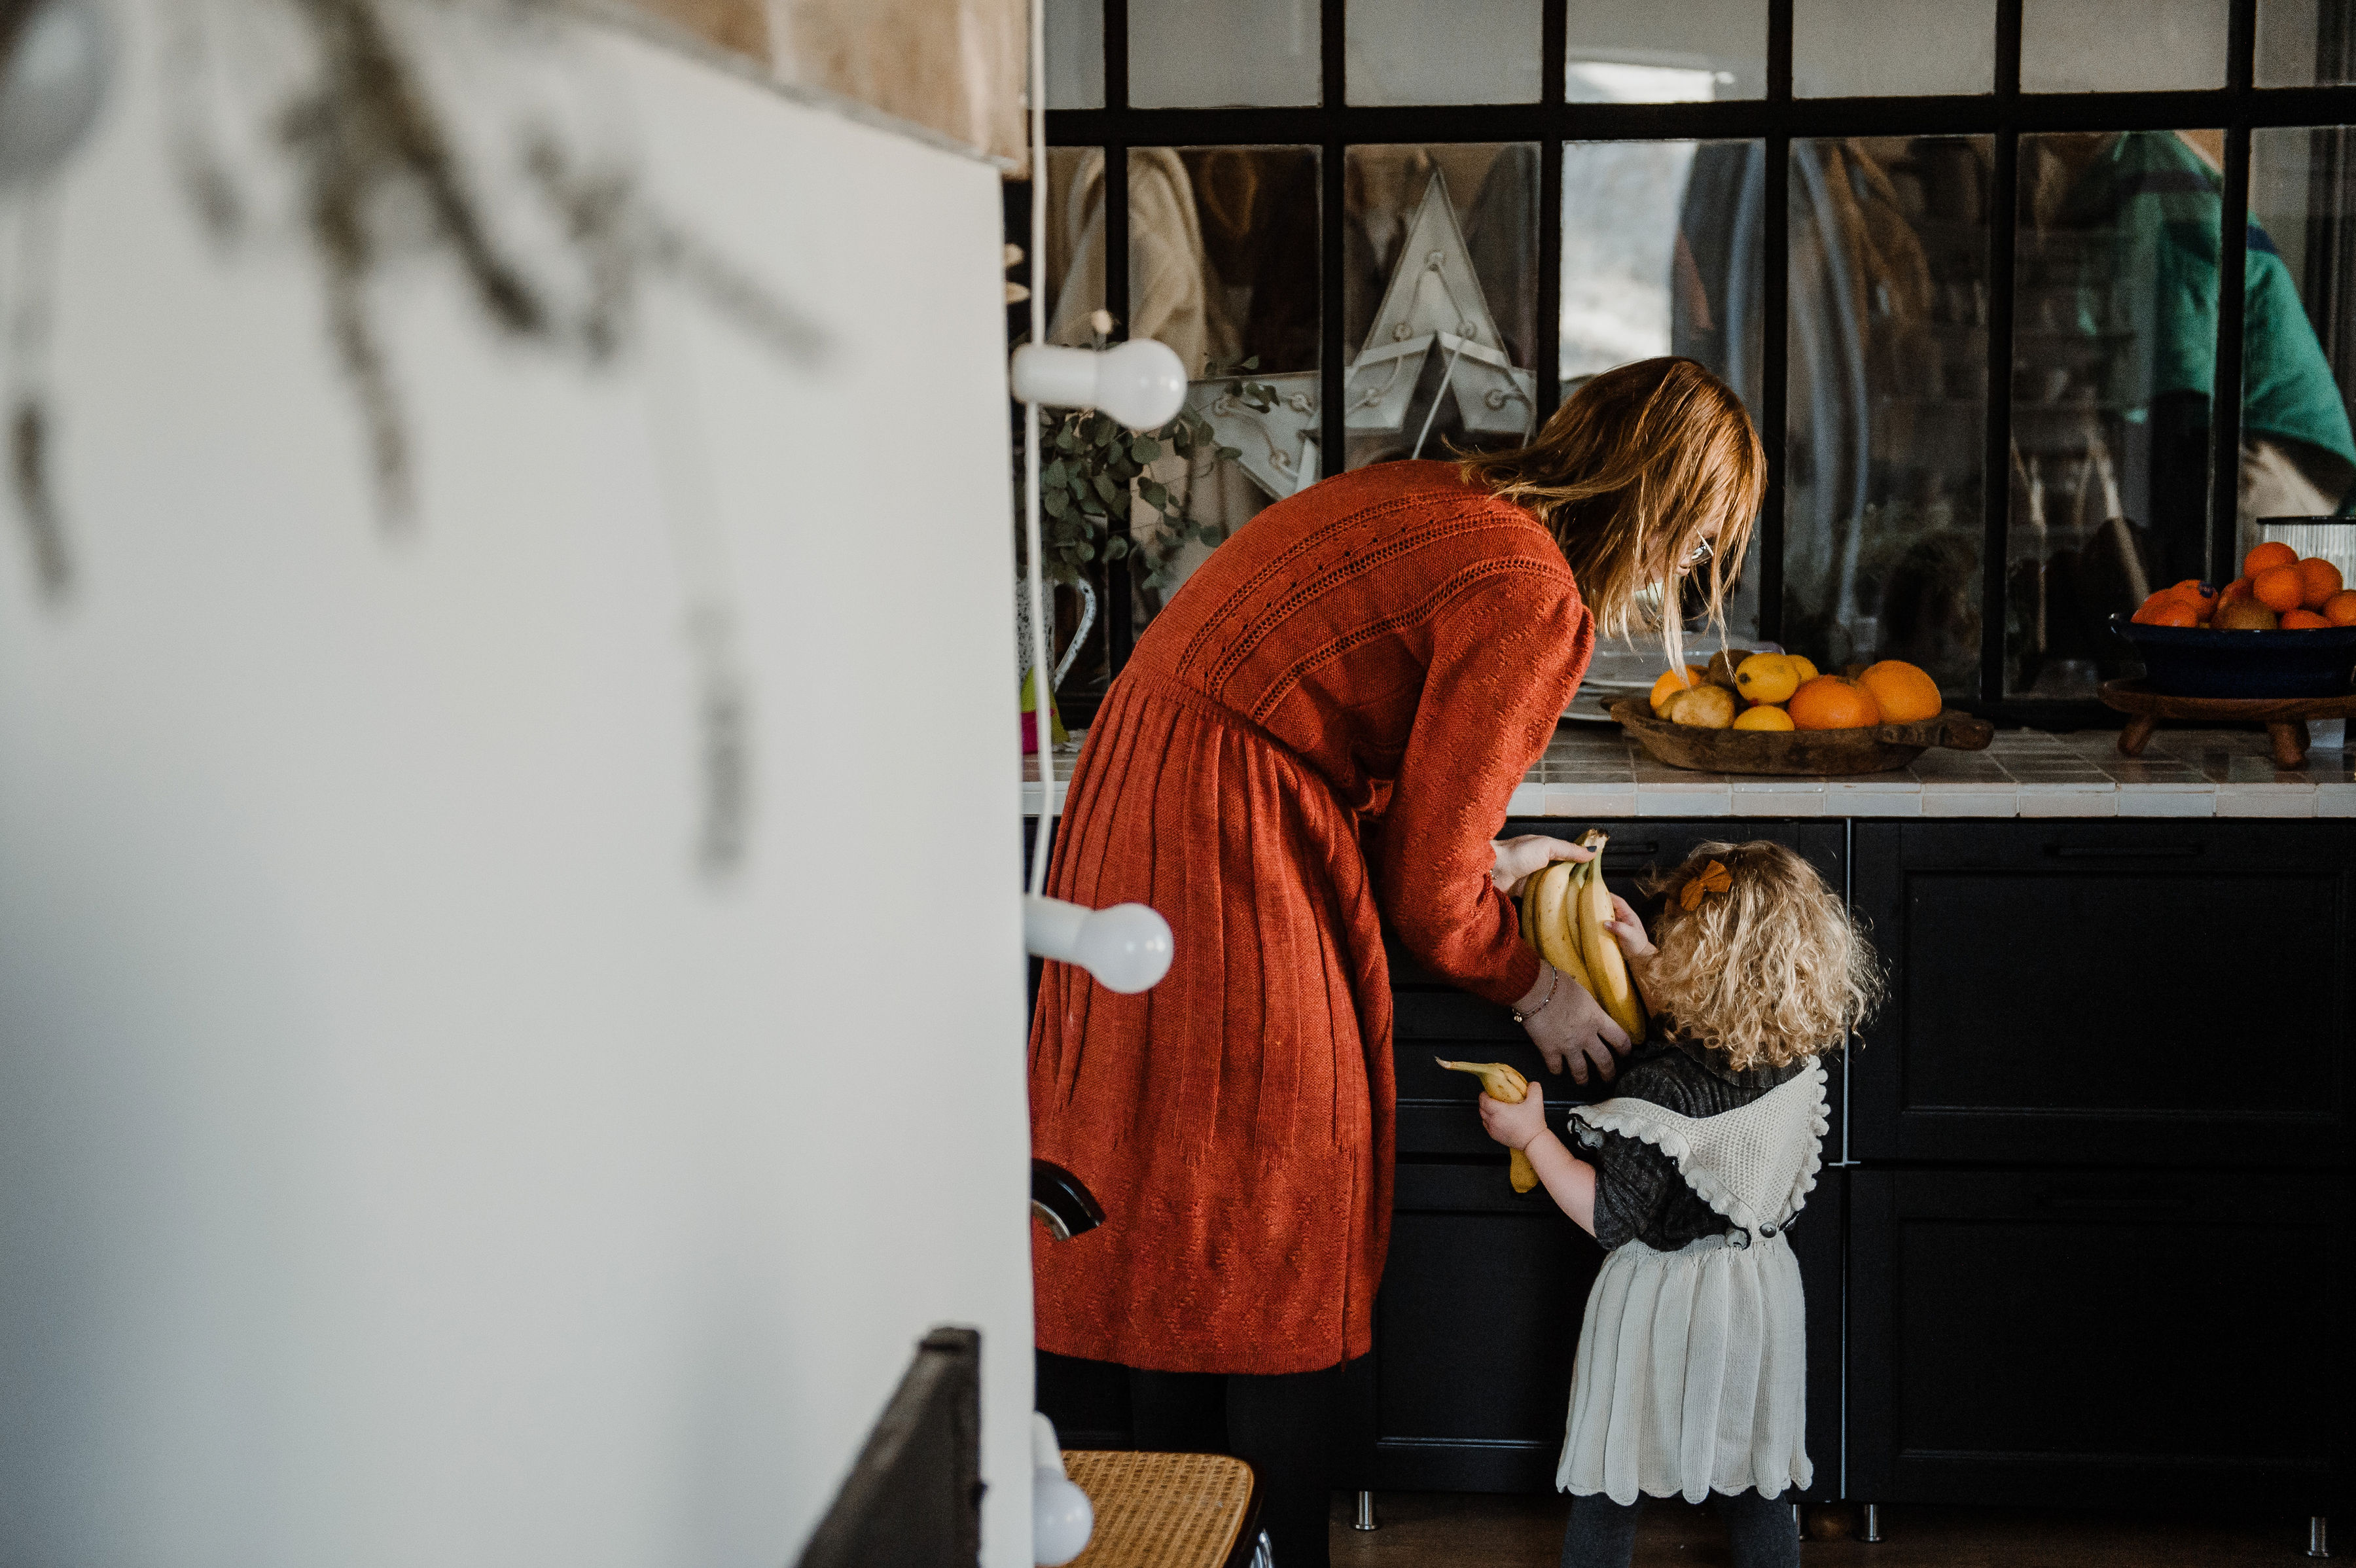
[1603,893,1656,960]
[1478,1086,1549,1151]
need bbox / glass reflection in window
[2020,0,2228,92]
[1128,0,1320,108]
[1348,0,1541,105]
[1794,0,1995,98]
[1785,137,1992,690]
[1344,144,1540,473]
[1565,0,1766,101]
[2006,132,2224,696]
[2240,126,2356,554]
[2257,1,2356,87]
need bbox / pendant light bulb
[1023,895,1172,995]
[1009,339,1188,431]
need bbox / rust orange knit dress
[1029,459,1596,1376]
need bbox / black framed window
[1020,0,2356,725]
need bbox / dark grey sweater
[1572,1036,1810,1252]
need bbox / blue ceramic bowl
[2111,613,2356,698]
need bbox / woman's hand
[1514,963,1630,1085]
[1490,834,1593,895]
[1478,1084,1548,1151]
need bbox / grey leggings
[1562,1489,1801,1568]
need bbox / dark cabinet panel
[1847,1167,2352,1510]
[1849,822,2356,1166]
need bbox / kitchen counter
[1024,722,2356,819]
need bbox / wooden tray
[1607,696,1995,775]
[2099,679,2356,769]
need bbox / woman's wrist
[1512,961,1559,1022]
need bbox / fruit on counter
[1787,675,1883,730]
[2155,552,2349,628]
[2298,557,2344,607]
[1784,654,1821,683]
[2215,599,2280,631]
[2254,564,2306,613]
[1573,832,1649,1043]
[2281,609,2331,629]
[1529,859,1594,994]
[1433,1058,1540,1194]
[2133,597,2201,628]
[2245,540,2297,577]
[1704,649,1747,690]
[1660,683,1738,729]
[1733,652,1801,705]
[2326,590,2356,626]
[1732,704,1796,731]
[1649,665,1707,714]
[1858,660,1942,722]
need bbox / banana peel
[1435,1058,1539,1193]
[1531,860,1592,994]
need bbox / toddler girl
[1480,839,1882,1568]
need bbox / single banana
[1575,838,1649,1042]
[1518,870,1542,955]
[1435,1058,1540,1193]
[1531,860,1593,995]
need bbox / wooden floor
[1329,1492,2325,1566]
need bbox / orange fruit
[2139,599,2201,628]
[2296,556,2344,609]
[2324,590,2356,627]
[2218,576,2253,605]
[1732,704,1796,732]
[1649,665,1707,714]
[2253,564,2306,613]
[2245,541,2298,577]
[1858,659,1942,721]
[2281,609,2331,629]
[1787,675,1883,730]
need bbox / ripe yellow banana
[1531,860,1592,994]
[1435,1058,1540,1193]
[1518,870,1542,955]
[1573,836,1648,1042]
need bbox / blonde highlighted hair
[1638,841,1883,1071]
[1458,357,1764,672]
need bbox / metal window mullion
[1537,0,1565,432]
[1320,0,1346,490]
[1982,0,2022,704]
[1097,0,1133,681]
[1758,0,1793,647]
[2209,0,2259,588]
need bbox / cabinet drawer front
[1850,822,2356,1164]
[1847,1168,2353,1508]
[1391,820,1847,1158]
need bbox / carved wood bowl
[1606,696,1997,776]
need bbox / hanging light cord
[1022,0,1055,898]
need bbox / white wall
[0,4,1033,1564]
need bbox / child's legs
[1560,1492,1643,1568]
[1707,1489,1801,1568]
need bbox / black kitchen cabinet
[1848,821,2356,1167]
[1847,1167,2353,1511]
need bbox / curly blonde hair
[1638,841,1884,1070]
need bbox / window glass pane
[2005,132,2220,698]
[1794,0,1995,97]
[1565,0,1766,101]
[1784,137,1992,690]
[1347,0,1541,104]
[2239,127,2356,568]
[1112,148,1323,615]
[1129,0,1319,107]
[1344,145,1539,473]
[1037,148,1113,705]
[2257,0,2356,88]
[2021,0,2228,92]
[1563,139,1767,643]
[1045,0,1104,109]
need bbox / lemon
[1784,654,1820,683]
[1734,652,1800,705]
[1733,704,1796,732]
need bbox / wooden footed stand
[2099,679,2356,769]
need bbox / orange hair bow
[1679,860,1733,911]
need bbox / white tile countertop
[1024,723,2356,819]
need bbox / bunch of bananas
[1433,1059,1539,1193]
[1516,830,1648,1044]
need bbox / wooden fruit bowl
[1607,696,1996,776]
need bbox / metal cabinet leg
[1863,1503,1883,1544]
[1353,1491,1378,1532]
[2310,1515,2329,1558]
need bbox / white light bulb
[1009,339,1188,432]
[1024,895,1173,994]
[1033,1470,1095,1565]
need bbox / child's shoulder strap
[1568,1058,1829,1236]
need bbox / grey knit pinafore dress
[1556,1058,1829,1506]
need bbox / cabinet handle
[2043,844,2204,859]
[2037,1192,2192,1213]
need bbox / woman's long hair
[1459,357,1764,671]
